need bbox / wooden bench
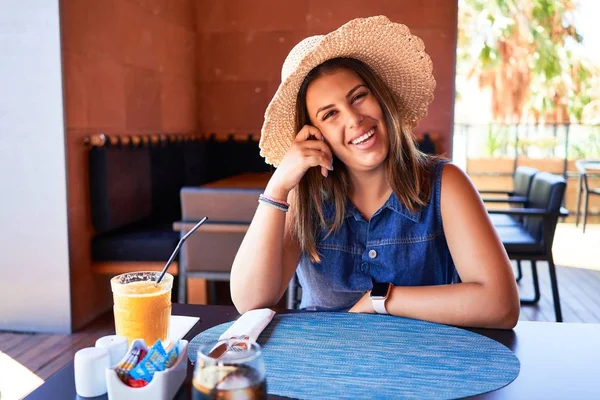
[86,134,271,303]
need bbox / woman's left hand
[348,292,375,313]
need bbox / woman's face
[305,68,389,173]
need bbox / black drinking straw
[155,216,208,284]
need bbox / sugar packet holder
[105,339,188,400]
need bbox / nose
[346,107,364,129]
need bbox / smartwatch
[370,282,392,314]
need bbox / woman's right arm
[230,126,333,313]
[229,187,300,313]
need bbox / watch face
[371,282,390,298]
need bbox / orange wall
[195,0,458,155]
[61,0,197,329]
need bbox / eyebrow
[315,84,368,118]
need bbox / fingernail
[325,170,329,178]
[329,164,334,171]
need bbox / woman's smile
[349,127,377,148]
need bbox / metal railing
[452,123,600,180]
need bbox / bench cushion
[495,225,544,254]
[489,214,519,227]
[92,219,179,262]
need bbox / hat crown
[281,35,324,81]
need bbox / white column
[0,0,71,333]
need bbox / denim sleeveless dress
[296,160,457,311]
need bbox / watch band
[370,282,392,314]
[372,297,389,314]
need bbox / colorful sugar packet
[114,340,181,388]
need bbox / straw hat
[259,15,436,167]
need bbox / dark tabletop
[25,304,600,399]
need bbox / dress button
[368,249,377,259]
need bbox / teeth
[351,128,375,145]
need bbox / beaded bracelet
[258,194,289,212]
[259,194,290,207]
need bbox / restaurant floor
[2,221,599,399]
[553,221,600,271]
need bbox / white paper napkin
[168,315,200,343]
[219,308,276,342]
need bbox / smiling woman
[230,16,520,329]
[293,58,430,264]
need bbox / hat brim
[259,16,436,167]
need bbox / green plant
[568,126,600,159]
[533,137,560,158]
[482,124,511,156]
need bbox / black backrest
[183,140,209,187]
[513,166,538,198]
[205,135,272,182]
[417,133,436,155]
[89,146,153,234]
[523,172,566,246]
[89,135,271,234]
[150,141,186,222]
[89,139,208,233]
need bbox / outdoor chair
[575,160,600,233]
[480,166,538,226]
[480,166,538,281]
[489,172,568,322]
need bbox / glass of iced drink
[110,271,173,346]
[193,339,267,399]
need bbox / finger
[321,165,328,178]
[301,149,333,167]
[304,154,334,174]
[299,140,333,160]
[294,125,324,142]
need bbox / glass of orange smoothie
[110,271,173,346]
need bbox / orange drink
[110,271,173,346]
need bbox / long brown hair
[290,57,434,263]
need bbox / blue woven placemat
[189,313,519,399]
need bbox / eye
[322,110,337,121]
[351,92,368,103]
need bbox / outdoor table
[24,304,600,399]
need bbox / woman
[230,16,519,329]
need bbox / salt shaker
[74,347,110,397]
[95,335,129,366]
